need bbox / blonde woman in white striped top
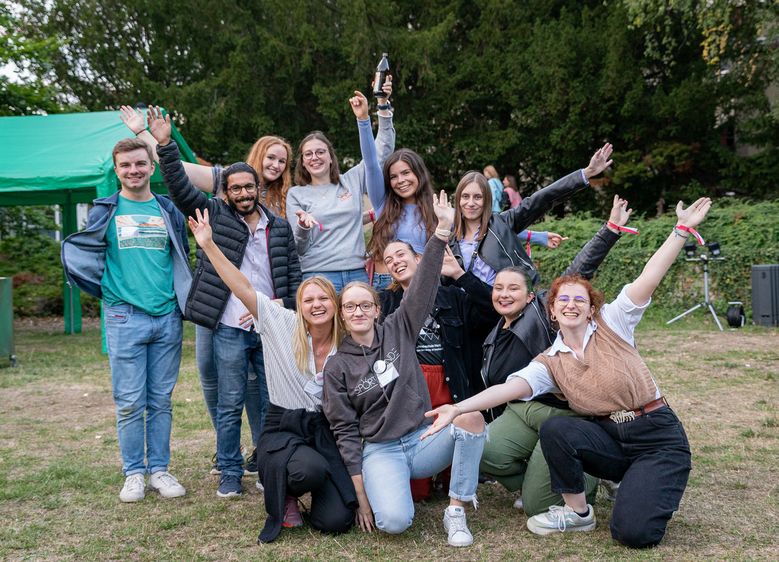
[188,208,357,543]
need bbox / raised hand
[119,105,145,135]
[675,197,712,229]
[546,232,569,249]
[349,90,370,121]
[146,105,172,146]
[420,404,460,440]
[441,246,465,279]
[187,208,213,248]
[432,190,455,233]
[609,194,633,227]
[295,209,321,231]
[583,143,614,179]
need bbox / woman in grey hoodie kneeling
[322,191,486,548]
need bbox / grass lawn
[1,317,777,561]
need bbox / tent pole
[62,192,82,334]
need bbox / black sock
[575,506,590,518]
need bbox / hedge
[530,199,779,315]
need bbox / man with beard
[146,106,301,498]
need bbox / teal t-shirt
[101,194,177,316]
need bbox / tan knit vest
[534,313,658,416]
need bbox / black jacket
[379,272,498,402]
[450,169,588,286]
[157,141,301,328]
[481,224,621,420]
[257,404,357,543]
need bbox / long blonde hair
[293,276,343,375]
[245,136,293,216]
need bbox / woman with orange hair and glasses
[423,197,711,549]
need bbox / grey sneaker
[119,473,146,503]
[599,479,620,502]
[527,504,596,535]
[443,505,473,547]
[149,471,186,498]
[513,496,524,511]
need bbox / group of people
[61,86,710,550]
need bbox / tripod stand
[667,253,724,331]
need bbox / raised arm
[348,91,385,207]
[562,194,630,280]
[500,143,613,233]
[119,105,215,192]
[393,192,453,335]
[188,208,258,319]
[626,197,712,306]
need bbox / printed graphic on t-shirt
[115,215,169,250]
[416,315,444,365]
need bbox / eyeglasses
[302,149,328,161]
[556,295,590,306]
[341,302,376,314]
[226,183,258,196]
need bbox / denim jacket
[61,191,192,312]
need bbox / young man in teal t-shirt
[62,137,192,503]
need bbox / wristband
[526,231,532,259]
[435,228,451,238]
[675,224,704,245]
[376,102,392,111]
[368,210,376,223]
[607,221,639,235]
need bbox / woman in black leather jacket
[449,144,612,287]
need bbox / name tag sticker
[375,362,399,388]
[304,379,323,399]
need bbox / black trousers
[539,407,691,548]
[286,445,355,534]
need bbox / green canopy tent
[0,110,198,333]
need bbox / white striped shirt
[253,292,332,412]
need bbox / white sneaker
[255,479,264,492]
[443,505,473,547]
[513,496,524,511]
[527,504,596,536]
[119,473,146,503]
[149,471,186,498]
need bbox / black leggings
[287,445,355,534]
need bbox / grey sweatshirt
[286,115,395,273]
[322,235,446,476]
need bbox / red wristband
[526,231,532,259]
[675,224,704,245]
[607,221,639,235]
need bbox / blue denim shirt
[61,191,192,312]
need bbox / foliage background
[1,0,778,316]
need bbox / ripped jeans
[361,423,486,534]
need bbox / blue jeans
[104,304,182,476]
[195,325,264,445]
[213,324,269,476]
[371,273,393,291]
[362,423,486,534]
[303,268,367,293]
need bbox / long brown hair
[369,149,436,261]
[245,136,293,216]
[293,131,340,186]
[453,171,492,242]
[293,276,343,375]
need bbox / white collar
[546,319,599,357]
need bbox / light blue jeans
[195,325,263,445]
[303,268,367,293]
[362,423,486,534]
[371,272,393,291]
[104,304,182,476]
[212,324,268,477]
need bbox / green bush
[530,199,779,315]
